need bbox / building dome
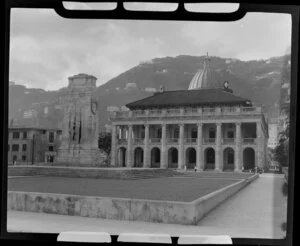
[188,54,221,90]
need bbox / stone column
[256,121,263,169]
[161,123,167,168]
[196,123,203,171]
[127,124,133,167]
[143,124,150,168]
[235,122,242,171]
[215,122,222,171]
[178,123,185,169]
[110,125,117,166]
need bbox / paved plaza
[7,173,287,238]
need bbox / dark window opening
[22,144,27,151]
[12,144,19,151]
[49,132,55,143]
[22,155,26,161]
[49,146,54,151]
[13,132,20,139]
[209,128,215,139]
[23,132,27,139]
[157,129,162,138]
[227,131,234,138]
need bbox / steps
[8,166,184,180]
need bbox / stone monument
[56,73,105,166]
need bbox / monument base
[55,148,106,167]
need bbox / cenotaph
[56,73,105,166]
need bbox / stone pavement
[7,174,287,239]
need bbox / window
[191,130,197,139]
[227,131,234,138]
[13,132,20,139]
[22,144,27,151]
[22,155,26,161]
[174,129,179,138]
[23,131,27,139]
[49,132,55,143]
[157,129,162,138]
[12,144,19,151]
[209,128,215,139]
[49,146,54,151]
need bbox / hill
[9,54,290,129]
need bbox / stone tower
[56,73,105,166]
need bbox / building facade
[8,126,62,165]
[268,117,279,149]
[109,56,269,171]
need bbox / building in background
[8,126,62,165]
[109,55,269,171]
[268,117,279,149]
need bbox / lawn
[8,175,247,202]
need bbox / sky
[9,3,292,91]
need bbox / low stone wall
[7,174,259,225]
[193,174,259,222]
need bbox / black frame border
[1,1,298,246]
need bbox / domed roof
[188,54,221,90]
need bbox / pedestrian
[13,160,16,166]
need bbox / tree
[98,132,111,155]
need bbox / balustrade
[118,138,127,145]
[184,138,197,144]
[222,138,235,144]
[167,138,179,144]
[117,136,257,146]
[243,138,256,144]
[133,138,144,144]
[111,106,264,119]
[203,138,216,144]
[149,138,161,144]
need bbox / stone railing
[117,139,127,145]
[203,138,216,144]
[222,138,235,144]
[149,138,161,144]
[167,138,179,144]
[133,138,144,144]
[116,137,257,146]
[184,138,197,144]
[110,106,263,119]
[243,138,257,144]
[165,109,181,116]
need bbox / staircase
[8,166,184,180]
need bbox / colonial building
[268,117,279,149]
[109,55,269,171]
[8,126,62,165]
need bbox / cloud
[9,9,292,91]
[181,13,291,60]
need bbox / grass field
[8,175,248,202]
